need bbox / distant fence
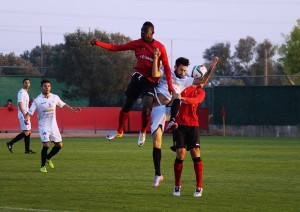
[0,107,209,133]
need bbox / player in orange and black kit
[91,21,174,146]
[172,85,205,197]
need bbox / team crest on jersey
[194,90,199,94]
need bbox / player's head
[23,78,30,90]
[174,57,190,79]
[40,79,51,95]
[141,21,154,43]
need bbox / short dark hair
[7,99,12,103]
[41,79,51,87]
[23,78,30,83]
[142,21,154,29]
[175,57,190,67]
[141,21,155,34]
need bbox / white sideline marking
[0,206,76,212]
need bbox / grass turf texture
[0,135,299,212]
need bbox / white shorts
[150,105,171,134]
[39,127,62,143]
[19,115,31,131]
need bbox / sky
[1,0,300,66]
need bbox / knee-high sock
[141,114,150,133]
[9,132,25,145]
[170,99,181,121]
[174,158,183,186]
[193,159,203,188]
[41,146,49,167]
[153,147,161,176]
[47,146,61,160]
[117,110,129,134]
[24,133,31,152]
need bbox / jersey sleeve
[17,90,23,103]
[160,46,174,93]
[94,40,136,52]
[56,95,66,108]
[28,101,36,115]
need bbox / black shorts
[173,125,200,151]
[125,72,157,99]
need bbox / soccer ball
[188,65,208,79]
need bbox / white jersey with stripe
[17,88,29,118]
[28,93,66,131]
[156,69,194,100]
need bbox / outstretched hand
[90,39,97,46]
[73,107,81,113]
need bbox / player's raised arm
[152,48,162,78]
[160,46,175,93]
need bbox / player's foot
[6,142,13,153]
[152,175,164,188]
[25,150,36,154]
[193,187,203,197]
[137,132,146,147]
[46,159,55,168]
[166,121,178,132]
[106,131,123,140]
[173,186,181,196]
[170,145,176,152]
[40,166,47,173]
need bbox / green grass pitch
[0,135,299,211]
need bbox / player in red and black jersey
[172,85,206,197]
[91,21,174,145]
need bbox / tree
[0,53,40,75]
[233,36,256,76]
[203,42,233,86]
[53,29,136,106]
[249,39,277,85]
[279,18,300,84]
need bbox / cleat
[25,150,36,154]
[106,131,123,140]
[40,166,47,173]
[170,145,176,152]
[193,187,203,197]
[137,132,146,147]
[166,121,178,132]
[6,142,13,153]
[152,175,164,188]
[46,159,55,168]
[173,186,181,196]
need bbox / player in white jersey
[24,79,81,173]
[6,78,36,154]
[150,48,209,187]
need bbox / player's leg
[40,141,50,173]
[152,127,164,187]
[187,126,203,197]
[6,116,30,153]
[24,130,35,154]
[173,125,186,196]
[45,131,63,169]
[107,76,141,140]
[166,93,180,132]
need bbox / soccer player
[91,21,175,146]
[24,79,81,173]
[150,48,218,187]
[172,85,206,197]
[6,78,35,154]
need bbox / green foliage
[279,19,300,84]
[0,53,40,75]
[0,136,299,211]
[53,29,136,106]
